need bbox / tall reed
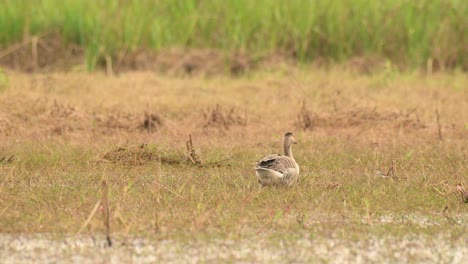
[0,0,466,70]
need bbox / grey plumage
[257,154,297,174]
[255,132,300,187]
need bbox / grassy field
[0,67,467,261]
[1,1,466,261]
[1,0,467,70]
[0,67,466,239]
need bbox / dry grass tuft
[295,101,316,130]
[311,107,426,130]
[140,109,163,133]
[202,104,247,131]
[93,111,136,132]
[47,100,84,135]
[96,143,197,166]
[97,144,156,166]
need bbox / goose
[255,132,300,187]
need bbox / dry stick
[186,134,202,165]
[76,181,112,247]
[435,109,443,141]
[385,161,394,178]
[144,104,153,133]
[442,205,460,225]
[101,180,112,247]
[442,206,448,214]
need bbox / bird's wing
[256,154,296,174]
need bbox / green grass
[0,69,466,235]
[0,0,466,70]
[1,138,466,234]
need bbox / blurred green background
[1,0,466,70]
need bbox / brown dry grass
[0,67,466,238]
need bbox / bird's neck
[284,143,294,160]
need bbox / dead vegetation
[0,97,167,137]
[375,161,400,180]
[299,106,427,130]
[202,104,247,131]
[295,101,316,131]
[186,134,202,165]
[456,184,468,203]
[93,111,136,132]
[97,144,157,166]
[95,144,188,166]
[47,100,85,135]
[76,180,112,247]
[94,135,232,168]
[140,106,163,133]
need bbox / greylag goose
[255,132,300,187]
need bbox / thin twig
[385,160,396,178]
[435,109,443,141]
[442,206,448,214]
[101,180,112,247]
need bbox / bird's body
[255,132,300,187]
